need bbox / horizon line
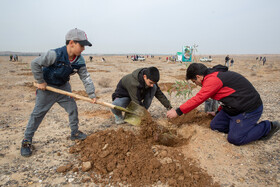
[0,51,279,56]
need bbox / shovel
[33,82,147,126]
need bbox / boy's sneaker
[260,121,280,140]
[114,115,125,125]
[70,130,87,141]
[21,139,32,157]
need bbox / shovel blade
[123,101,148,126]
[124,113,142,126]
[114,105,135,114]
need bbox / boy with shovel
[21,28,96,157]
[111,67,172,124]
[167,63,280,146]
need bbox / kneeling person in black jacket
[112,67,172,124]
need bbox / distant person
[13,54,17,62]
[89,56,93,62]
[15,55,18,61]
[262,57,266,66]
[230,58,234,66]
[167,63,280,146]
[21,28,97,157]
[225,55,230,67]
[111,67,172,124]
[9,54,13,61]
[260,56,262,61]
[256,57,259,60]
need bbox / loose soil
[66,109,217,186]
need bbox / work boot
[114,115,125,125]
[260,121,280,140]
[21,139,32,157]
[70,130,87,141]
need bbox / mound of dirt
[169,109,213,127]
[64,92,218,186]
[68,112,219,186]
[69,128,218,187]
[138,111,183,147]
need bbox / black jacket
[112,68,171,109]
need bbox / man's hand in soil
[166,108,178,118]
[37,82,47,90]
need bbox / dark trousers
[210,105,270,145]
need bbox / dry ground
[0,54,279,186]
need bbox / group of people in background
[224,55,234,67]
[226,55,268,67]
[10,54,18,62]
[256,56,267,65]
[166,56,176,62]
[128,55,154,59]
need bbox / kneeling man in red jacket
[167,63,279,145]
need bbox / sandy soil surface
[0,54,279,186]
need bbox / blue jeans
[111,97,131,117]
[210,105,270,145]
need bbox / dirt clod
[56,163,73,173]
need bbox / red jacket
[176,66,262,116]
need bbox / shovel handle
[33,82,93,102]
[96,101,116,109]
[33,82,116,109]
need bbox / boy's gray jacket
[31,46,96,98]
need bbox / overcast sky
[1,0,280,54]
